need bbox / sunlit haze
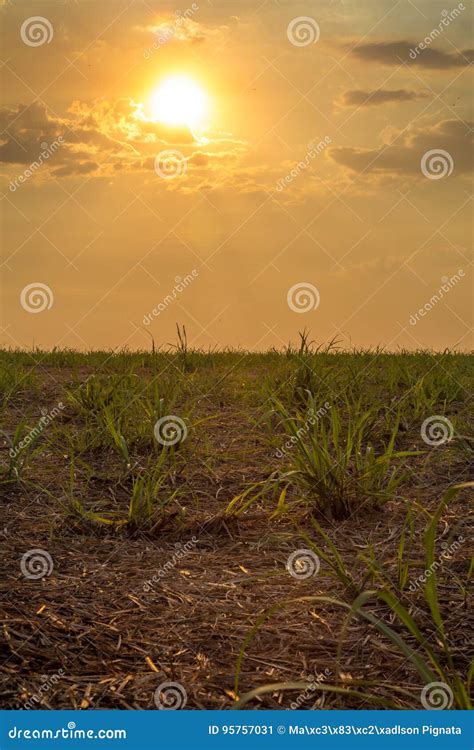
[0,0,472,351]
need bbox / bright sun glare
[150,76,208,129]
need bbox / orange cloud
[0,99,246,187]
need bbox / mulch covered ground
[0,359,472,710]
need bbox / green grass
[1,341,472,708]
[233,483,473,710]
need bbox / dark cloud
[0,103,65,164]
[0,100,246,186]
[0,100,194,176]
[52,161,99,177]
[340,89,429,107]
[351,41,473,69]
[330,119,473,177]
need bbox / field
[1,338,472,711]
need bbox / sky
[0,0,472,351]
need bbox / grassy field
[1,336,472,710]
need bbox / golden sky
[1,0,472,351]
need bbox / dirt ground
[1,352,472,710]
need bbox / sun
[150,75,208,129]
